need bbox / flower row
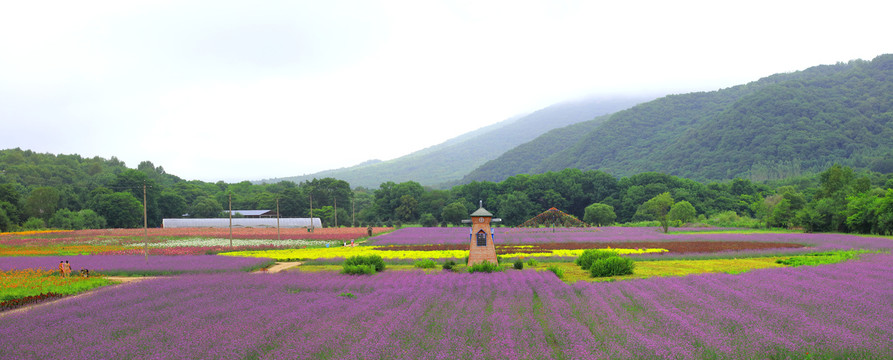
[2,254,890,358]
[218,246,668,261]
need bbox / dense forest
[2,148,891,235]
[465,54,893,183]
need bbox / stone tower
[464,203,501,266]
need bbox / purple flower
[1,254,890,359]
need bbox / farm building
[162,218,322,228]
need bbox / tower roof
[470,207,493,217]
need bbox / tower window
[476,230,487,246]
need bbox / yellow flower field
[219,246,668,261]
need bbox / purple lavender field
[2,254,891,359]
[0,255,274,275]
[371,226,893,252]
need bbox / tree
[0,201,19,228]
[494,191,537,226]
[49,209,81,230]
[0,183,22,223]
[441,201,468,225]
[668,201,696,224]
[419,213,437,227]
[278,187,308,217]
[24,186,60,220]
[394,194,419,222]
[158,191,187,219]
[190,196,223,218]
[78,209,106,229]
[583,203,616,227]
[94,192,142,228]
[636,192,674,233]
[0,206,11,232]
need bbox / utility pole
[276,197,281,241]
[228,192,233,247]
[143,182,148,262]
[334,197,338,228]
[351,197,355,227]
[309,193,314,231]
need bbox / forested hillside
[466,54,893,182]
[2,148,892,236]
[261,96,650,188]
[461,115,610,182]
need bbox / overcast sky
[1,0,890,183]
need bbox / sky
[1,0,891,183]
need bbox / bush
[414,259,437,269]
[513,260,524,270]
[589,256,635,277]
[546,265,564,279]
[419,213,438,227]
[527,259,539,267]
[341,264,376,275]
[342,255,386,274]
[575,249,619,270]
[705,211,761,228]
[468,261,501,273]
[442,260,456,271]
[22,217,46,230]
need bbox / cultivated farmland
[1,226,891,359]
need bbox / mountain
[258,96,651,188]
[461,114,611,182]
[464,54,893,182]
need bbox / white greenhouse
[162,218,322,229]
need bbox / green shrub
[341,264,376,275]
[575,249,620,270]
[442,260,456,271]
[527,259,539,266]
[22,217,46,230]
[414,259,437,269]
[342,255,385,274]
[338,292,356,299]
[468,261,501,273]
[776,250,864,267]
[513,260,524,270]
[546,265,564,279]
[589,256,635,277]
[419,213,438,227]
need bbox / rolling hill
[258,96,650,188]
[464,54,893,182]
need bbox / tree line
[1,148,892,235]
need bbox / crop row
[2,254,890,359]
[0,227,392,246]
[218,246,668,262]
[369,226,893,252]
[376,241,804,254]
[0,255,274,276]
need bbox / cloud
[1,0,891,182]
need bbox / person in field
[59,261,65,277]
[64,260,72,277]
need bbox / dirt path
[254,261,303,273]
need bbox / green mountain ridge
[464,54,893,183]
[258,96,650,188]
